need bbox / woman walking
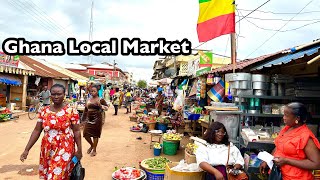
[124,89,132,114]
[20,84,82,179]
[82,85,108,157]
[112,88,120,115]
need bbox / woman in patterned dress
[20,84,83,180]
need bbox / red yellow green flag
[197,0,235,42]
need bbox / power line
[192,0,271,49]
[245,0,314,58]
[238,8,320,15]
[14,0,72,38]
[7,0,67,40]
[237,15,320,22]
[236,0,271,23]
[239,10,320,32]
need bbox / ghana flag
[197,0,235,42]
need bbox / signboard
[196,67,211,76]
[89,76,95,81]
[199,51,212,68]
[0,52,20,67]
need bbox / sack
[268,165,282,180]
[70,161,85,180]
[226,145,249,180]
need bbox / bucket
[153,148,161,156]
[148,123,156,130]
[157,123,168,133]
[163,140,179,156]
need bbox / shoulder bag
[226,144,249,180]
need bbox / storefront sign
[196,67,211,76]
[199,51,212,68]
[0,52,20,67]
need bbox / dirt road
[0,107,187,180]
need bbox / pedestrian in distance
[20,83,83,179]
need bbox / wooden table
[200,120,209,137]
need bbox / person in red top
[260,102,320,180]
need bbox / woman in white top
[196,122,244,180]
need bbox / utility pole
[88,0,94,64]
[112,60,117,85]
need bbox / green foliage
[137,80,147,88]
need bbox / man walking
[38,85,51,106]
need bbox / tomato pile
[113,168,141,180]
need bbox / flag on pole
[197,0,235,42]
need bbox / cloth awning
[0,74,22,86]
[251,44,320,71]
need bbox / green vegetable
[145,157,170,169]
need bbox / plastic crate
[185,111,200,120]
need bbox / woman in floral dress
[20,84,83,180]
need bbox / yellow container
[164,162,205,180]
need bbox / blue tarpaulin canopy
[251,44,320,71]
[0,74,22,86]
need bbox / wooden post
[22,75,28,111]
[231,33,237,73]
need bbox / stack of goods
[112,167,146,180]
[225,73,252,98]
[286,77,320,97]
[162,131,183,141]
[252,74,270,96]
[271,74,294,96]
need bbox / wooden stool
[149,132,162,149]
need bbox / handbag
[70,161,85,180]
[268,165,282,180]
[226,144,249,180]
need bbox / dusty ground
[0,106,189,180]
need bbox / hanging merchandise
[189,80,198,97]
[196,79,201,100]
[35,77,41,86]
[173,89,185,110]
[206,74,214,85]
[207,79,225,102]
[200,77,206,98]
[213,76,221,84]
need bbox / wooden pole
[231,33,237,73]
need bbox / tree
[137,80,147,88]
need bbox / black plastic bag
[70,161,85,180]
[268,165,282,180]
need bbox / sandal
[87,147,93,154]
[90,151,97,157]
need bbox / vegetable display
[153,143,161,149]
[162,132,182,141]
[144,157,170,169]
[112,167,142,180]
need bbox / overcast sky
[1,0,320,82]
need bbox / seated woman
[196,122,245,180]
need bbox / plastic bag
[268,165,282,180]
[70,161,85,180]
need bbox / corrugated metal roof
[87,64,114,69]
[198,51,285,76]
[63,63,87,70]
[251,44,320,71]
[19,56,69,78]
[36,59,88,81]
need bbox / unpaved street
[0,107,186,180]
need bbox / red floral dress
[37,104,80,180]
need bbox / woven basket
[130,116,138,122]
[185,149,197,164]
